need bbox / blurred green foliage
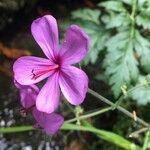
[72,0,150,105]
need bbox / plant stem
[142,129,150,150]
[61,123,142,150]
[129,128,148,138]
[65,106,112,123]
[113,83,148,109]
[0,126,34,133]
[130,0,137,39]
[131,0,137,18]
[88,88,149,127]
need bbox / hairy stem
[88,88,149,127]
[113,82,149,109]
[65,106,112,123]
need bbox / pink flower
[15,81,64,134]
[13,15,89,113]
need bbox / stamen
[31,64,59,80]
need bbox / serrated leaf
[120,0,132,5]
[83,29,109,65]
[130,76,150,105]
[71,8,100,24]
[102,12,130,29]
[104,31,139,97]
[134,30,150,73]
[137,0,150,29]
[98,1,126,12]
[137,0,150,9]
[132,86,150,105]
[136,10,150,29]
[105,30,129,51]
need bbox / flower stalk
[88,88,149,127]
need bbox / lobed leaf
[71,8,100,24]
[120,0,132,5]
[136,11,150,29]
[129,76,150,105]
[98,1,126,12]
[102,12,130,29]
[104,30,139,97]
[134,30,150,73]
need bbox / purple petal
[59,66,88,105]
[31,15,59,60]
[60,25,89,65]
[36,72,60,113]
[13,56,54,85]
[14,80,39,108]
[32,108,64,134]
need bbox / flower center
[31,64,59,80]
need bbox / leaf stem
[65,106,112,123]
[113,82,149,109]
[0,126,34,133]
[61,123,142,150]
[130,0,137,39]
[129,127,148,138]
[88,88,149,127]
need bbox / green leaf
[137,0,150,9]
[143,130,150,150]
[58,19,71,32]
[0,123,142,150]
[104,30,139,97]
[83,24,109,65]
[120,0,132,5]
[98,1,126,12]
[136,10,150,29]
[71,8,100,24]
[130,76,150,105]
[136,0,150,29]
[131,85,150,105]
[102,12,130,29]
[62,123,142,150]
[134,30,150,73]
